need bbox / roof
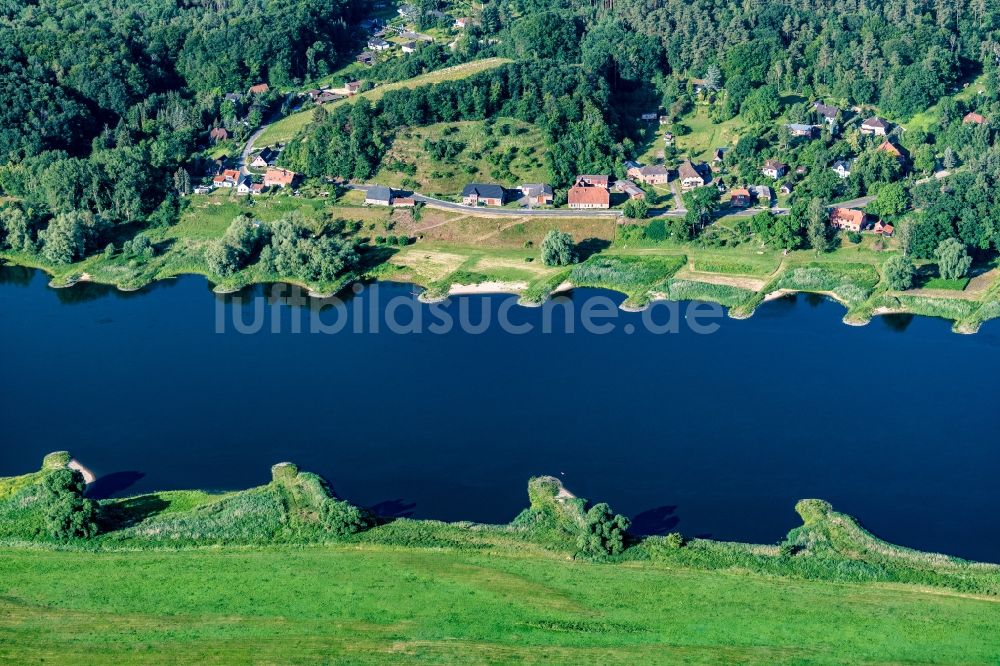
[577,174,609,187]
[462,183,505,199]
[366,185,392,202]
[862,116,889,129]
[616,179,643,195]
[877,140,904,158]
[639,165,670,176]
[964,112,987,125]
[832,159,852,170]
[248,83,270,94]
[813,102,839,118]
[222,169,241,180]
[763,159,787,171]
[521,183,553,197]
[786,123,815,133]
[678,160,703,181]
[264,168,296,185]
[568,185,610,205]
[730,188,751,198]
[830,207,866,225]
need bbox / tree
[868,182,908,219]
[740,84,782,123]
[541,230,576,266]
[943,146,957,169]
[39,212,87,264]
[883,255,916,290]
[681,186,721,235]
[576,503,630,558]
[623,199,649,219]
[0,205,34,252]
[805,198,831,252]
[704,65,722,92]
[41,469,98,541]
[173,167,191,196]
[935,238,972,280]
[480,4,500,33]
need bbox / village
[186,0,990,251]
[195,86,975,239]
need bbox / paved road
[327,169,959,222]
[239,94,294,176]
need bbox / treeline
[281,62,626,186]
[602,0,998,120]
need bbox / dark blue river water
[2,265,998,561]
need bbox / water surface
[1,265,998,561]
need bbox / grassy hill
[372,119,551,196]
[0,455,999,663]
[258,58,513,146]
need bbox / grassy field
[2,455,1000,664]
[373,119,551,196]
[258,58,513,145]
[3,545,1000,664]
[669,107,745,162]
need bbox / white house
[832,160,853,179]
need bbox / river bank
[3,268,999,560]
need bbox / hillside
[0,454,998,662]
[372,119,551,196]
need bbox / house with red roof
[568,177,610,209]
[263,168,298,188]
[829,207,867,232]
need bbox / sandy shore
[447,281,528,296]
[68,460,96,485]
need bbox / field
[372,119,551,196]
[3,452,1000,663]
[258,58,513,145]
[2,545,1000,664]
[656,107,745,162]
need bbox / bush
[664,532,686,549]
[41,469,98,541]
[644,219,667,241]
[541,230,575,266]
[576,503,630,559]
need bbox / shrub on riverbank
[3,454,1000,596]
[569,254,686,301]
[778,263,879,305]
[657,278,755,308]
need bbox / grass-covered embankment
[1,454,1000,663]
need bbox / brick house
[730,187,752,208]
[630,164,670,186]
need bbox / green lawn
[258,58,513,145]
[1,546,998,664]
[671,107,745,162]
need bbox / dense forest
[3,0,1000,274]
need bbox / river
[1,265,998,561]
